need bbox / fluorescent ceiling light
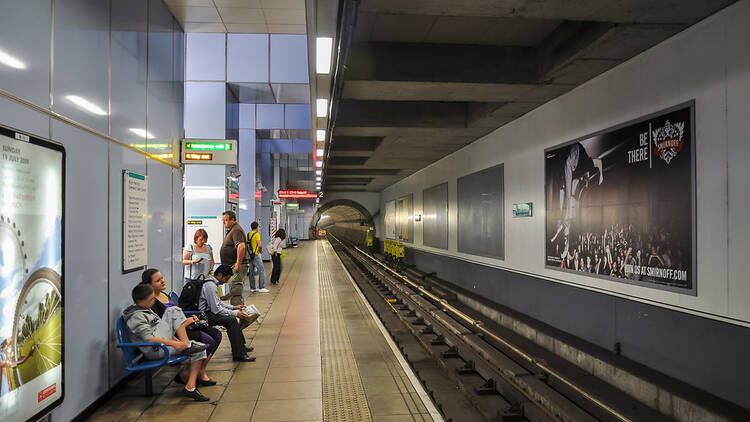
[0,48,25,69]
[316,176,321,181]
[316,99,328,117]
[316,170,322,175]
[316,129,325,141]
[129,128,155,139]
[66,95,108,115]
[316,37,333,74]
[316,149,324,156]
[316,160,323,167]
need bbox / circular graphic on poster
[9,269,62,386]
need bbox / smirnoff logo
[652,120,685,164]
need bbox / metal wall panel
[422,182,448,249]
[457,164,504,259]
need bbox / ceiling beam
[336,100,469,128]
[347,42,536,84]
[357,0,736,24]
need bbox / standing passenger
[220,211,247,305]
[183,229,214,284]
[269,229,286,285]
[247,221,268,293]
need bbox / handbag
[187,311,209,331]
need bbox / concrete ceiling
[320,0,737,192]
[166,0,307,33]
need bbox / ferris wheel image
[0,214,62,393]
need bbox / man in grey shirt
[199,265,256,362]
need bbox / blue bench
[115,316,188,396]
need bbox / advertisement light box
[0,125,65,422]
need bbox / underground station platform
[86,241,441,422]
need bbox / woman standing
[183,229,214,284]
[269,229,286,285]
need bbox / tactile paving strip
[318,243,374,422]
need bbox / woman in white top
[268,229,286,285]
[183,228,215,284]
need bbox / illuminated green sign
[185,142,233,151]
[286,203,299,209]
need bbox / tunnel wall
[377,0,750,408]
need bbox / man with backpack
[247,221,268,293]
[198,265,256,362]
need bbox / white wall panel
[147,161,174,285]
[380,0,750,326]
[50,121,109,422]
[184,82,226,138]
[106,146,146,386]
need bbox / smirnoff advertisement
[544,102,695,293]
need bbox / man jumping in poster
[548,142,604,260]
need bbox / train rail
[328,235,672,422]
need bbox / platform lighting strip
[316,99,328,117]
[317,130,326,141]
[316,37,333,74]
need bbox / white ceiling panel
[264,8,306,25]
[169,6,222,22]
[268,24,307,34]
[219,7,265,24]
[225,23,269,33]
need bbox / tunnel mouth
[312,199,374,246]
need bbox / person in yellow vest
[247,222,268,293]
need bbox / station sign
[278,189,319,199]
[180,139,237,165]
[227,177,239,204]
[512,202,533,218]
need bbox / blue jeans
[248,254,265,289]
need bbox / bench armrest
[183,311,201,315]
[117,342,171,366]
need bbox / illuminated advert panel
[180,140,237,165]
[0,125,65,422]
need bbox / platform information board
[123,170,148,273]
[544,102,695,293]
[0,125,65,422]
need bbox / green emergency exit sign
[512,202,533,218]
[185,142,233,151]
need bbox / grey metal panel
[457,163,504,259]
[422,182,448,249]
[406,247,750,410]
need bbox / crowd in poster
[545,103,694,292]
[0,127,64,421]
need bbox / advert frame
[543,100,697,296]
[0,123,66,421]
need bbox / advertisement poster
[0,126,64,421]
[385,200,396,240]
[122,170,147,273]
[545,103,695,293]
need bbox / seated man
[199,265,256,362]
[122,284,210,401]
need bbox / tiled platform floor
[86,241,438,422]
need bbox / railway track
[328,235,672,422]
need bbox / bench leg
[145,369,153,396]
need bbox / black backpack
[178,276,206,311]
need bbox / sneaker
[249,288,257,292]
[233,354,256,362]
[182,388,210,402]
[257,288,270,293]
[181,341,208,355]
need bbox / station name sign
[181,139,237,165]
[278,190,319,199]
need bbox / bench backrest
[116,316,138,364]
